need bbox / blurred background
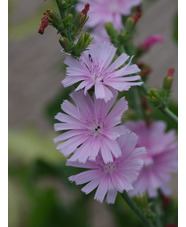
[9,0,178,226]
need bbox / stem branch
[122,191,155,227]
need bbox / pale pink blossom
[141,35,164,50]
[77,0,141,30]
[54,90,128,164]
[62,42,142,102]
[67,131,145,204]
[126,121,178,197]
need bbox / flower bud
[79,3,90,27]
[59,37,71,51]
[163,68,174,90]
[104,22,118,41]
[63,13,73,27]
[147,89,162,106]
[133,6,142,24]
[141,35,164,50]
[125,17,135,32]
[76,33,94,54]
[38,12,52,34]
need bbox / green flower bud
[125,17,135,32]
[76,33,94,53]
[63,13,73,27]
[59,37,71,51]
[163,68,174,90]
[147,89,162,106]
[104,22,118,41]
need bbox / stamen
[89,54,93,62]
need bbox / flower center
[103,162,117,173]
[143,156,154,168]
[88,54,107,83]
[90,123,103,137]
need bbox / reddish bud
[38,12,51,35]
[81,3,90,16]
[79,3,90,27]
[141,34,164,50]
[168,68,175,78]
[133,6,142,24]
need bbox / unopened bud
[168,68,175,78]
[125,17,135,32]
[147,88,162,106]
[76,32,94,53]
[38,12,52,34]
[79,3,90,26]
[141,34,164,50]
[59,37,71,51]
[133,6,142,24]
[81,3,90,16]
[163,68,174,90]
[104,22,118,41]
[63,13,73,27]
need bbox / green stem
[151,198,163,227]
[160,107,178,124]
[140,83,178,124]
[122,191,154,227]
[56,0,65,19]
[55,0,73,42]
[122,191,155,227]
[132,87,143,118]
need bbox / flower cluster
[67,131,145,203]
[52,1,178,205]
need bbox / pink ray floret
[67,131,145,204]
[77,0,141,30]
[54,90,128,164]
[127,121,178,197]
[62,42,142,102]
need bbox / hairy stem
[122,191,155,227]
[141,84,178,124]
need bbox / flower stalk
[122,191,155,227]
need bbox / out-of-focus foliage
[9,129,63,164]
[8,0,57,40]
[9,127,178,227]
[173,12,178,44]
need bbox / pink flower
[77,0,141,30]
[62,42,142,102]
[126,121,178,197]
[141,35,164,50]
[67,131,145,204]
[54,90,128,164]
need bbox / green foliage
[9,129,63,165]
[173,12,178,44]
[8,0,57,41]
[152,100,178,131]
